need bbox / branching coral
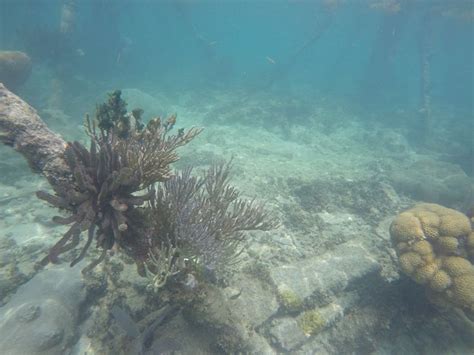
[36,90,277,286]
[37,90,201,273]
[143,162,279,290]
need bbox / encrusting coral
[390,203,474,312]
[36,90,278,288]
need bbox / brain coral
[390,203,474,311]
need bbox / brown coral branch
[71,224,95,267]
[81,249,107,274]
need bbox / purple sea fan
[146,162,278,285]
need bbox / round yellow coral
[411,240,433,255]
[429,270,452,292]
[399,252,424,275]
[390,203,474,312]
[438,212,471,237]
[421,253,436,264]
[442,257,474,277]
[390,213,424,242]
[435,237,459,255]
[417,203,448,214]
[451,275,474,310]
[417,211,440,238]
[396,242,409,253]
[413,262,438,284]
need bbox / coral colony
[390,203,474,312]
[36,90,278,289]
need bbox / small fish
[75,48,85,57]
[266,56,277,65]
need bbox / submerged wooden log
[0,83,72,187]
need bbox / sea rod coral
[144,161,278,290]
[29,89,277,286]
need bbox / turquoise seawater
[0,1,473,354]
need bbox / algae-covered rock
[269,242,381,306]
[298,309,326,336]
[277,286,304,313]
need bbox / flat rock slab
[268,292,360,352]
[222,273,279,328]
[270,241,380,306]
[269,317,307,351]
[0,264,85,355]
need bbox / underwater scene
[0,0,473,354]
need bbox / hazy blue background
[0,0,472,173]
[2,1,472,102]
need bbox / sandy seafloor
[0,84,473,354]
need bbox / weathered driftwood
[0,83,71,187]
